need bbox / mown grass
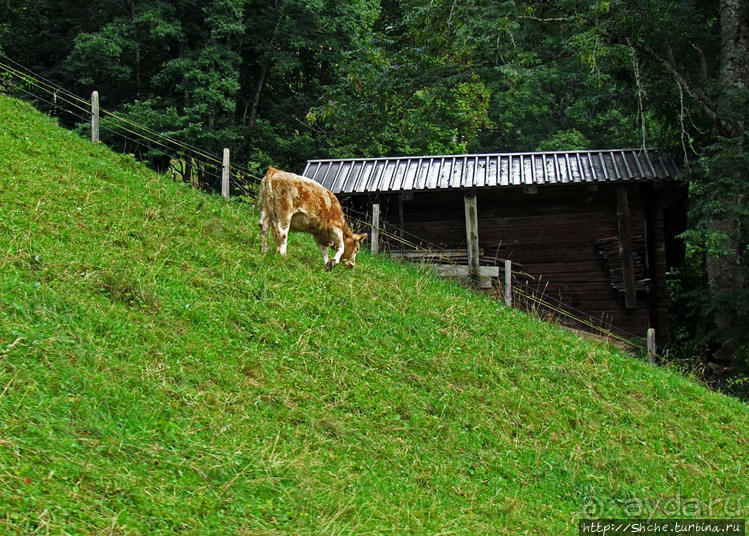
[0,94,747,535]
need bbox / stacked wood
[596,235,651,293]
[388,248,482,264]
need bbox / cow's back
[261,168,346,233]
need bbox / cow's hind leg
[259,211,270,253]
[316,241,330,265]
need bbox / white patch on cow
[330,227,345,265]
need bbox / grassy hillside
[0,94,746,535]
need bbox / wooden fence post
[647,328,656,363]
[91,91,99,143]
[221,148,230,200]
[371,203,380,254]
[504,259,512,306]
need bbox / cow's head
[341,233,368,268]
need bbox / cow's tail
[261,167,282,246]
[264,167,274,198]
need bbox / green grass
[0,94,746,535]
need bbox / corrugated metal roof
[302,149,680,194]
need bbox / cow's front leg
[326,229,344,271]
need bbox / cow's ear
[356,233,368,243]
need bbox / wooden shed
[302,149,686,340]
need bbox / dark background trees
[1,0,746,383]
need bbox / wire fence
[0,55,261,198]
[341,204,655,357]
[1,55,655,358]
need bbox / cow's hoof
[326,260,337,271]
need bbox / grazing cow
[258,167,367,270]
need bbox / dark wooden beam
[616,186,637,308]
[398,194,405,251]
[643,183,659,333]
[463,192,480,284]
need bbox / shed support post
[221,148,230,200]
[370,203,380,254]
[464,192,480,284]
[91,91,99,143]
[617,186,637,308]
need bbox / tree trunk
[247,0,283,131]
[130,1,141,96]
[247,63,268,130]
[706,0,748,361]
[719,0,748,115]
[135,44,141,95]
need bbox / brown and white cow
[258,167,367,270]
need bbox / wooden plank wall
[344,182,684,341]
[363,183,686,340]
[476,185,654,338]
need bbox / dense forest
[0,0,746,382]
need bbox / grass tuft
[97,266,160,310]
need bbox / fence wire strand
[0,56,262,186]
[1,56,239,171]
[1,78,226,184]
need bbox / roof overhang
[302,149,681,195]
